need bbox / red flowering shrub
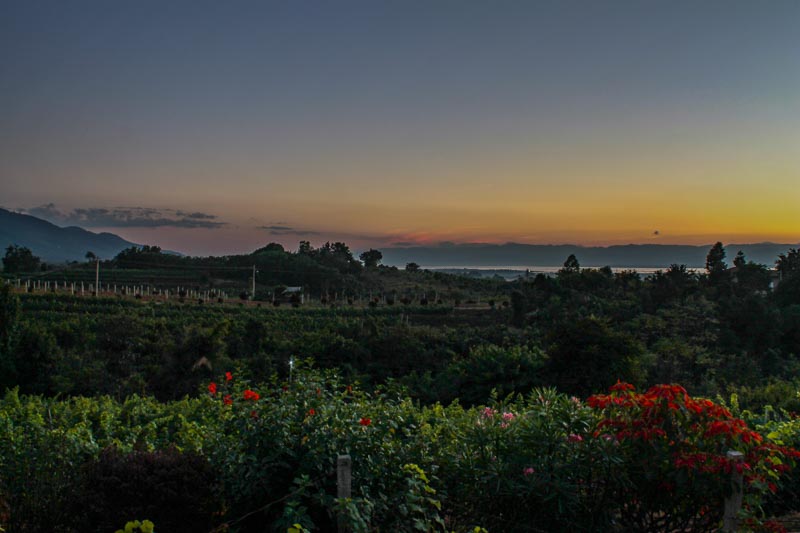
[587,382,800,531]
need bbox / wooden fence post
[723,450,744,532]
[337,454,352,533]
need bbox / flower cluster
[243,389,260,401]
[208,373,261,404]
[586,381,800,530]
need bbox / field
[2,251,800,531]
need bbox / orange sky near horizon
[2,1,799,256]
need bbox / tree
[2,245,41,273]
[405,262,420,272]
[85,251,97,261]
[733,250,746,269]
[114,245,168,268]
[776,248,800,279]
[730,260,770,297]
[705,242,727,273]
[258,243,284,253]
[705,242,729,288]
[359,249,383,268]
[298,241,314,255]
[559,254,580,275]
[545,316,645,397]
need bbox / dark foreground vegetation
[1,242,800,531]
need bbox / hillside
[0,207,138,262]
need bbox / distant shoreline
[425,265,711,281]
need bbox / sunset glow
[2,1,798,256]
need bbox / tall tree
[733,250,746,269]
[705,242,727,273]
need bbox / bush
[77,446,222,533]
[2,369,799,532]
[587,382,800,531]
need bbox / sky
[1,0,798,256]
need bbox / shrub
[587,382,800,531]
[77,446,222,533]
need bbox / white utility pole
[95,258,100,297]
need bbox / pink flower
[523,467,535,476]
[502,412,515,421]
[568,433,584,443]
[481,407,497,419]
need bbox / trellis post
[337,454,352,533]
[723,450,744,532]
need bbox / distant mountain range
[0,207,139,262]
[2,207,796,268]
[381,242,799,269]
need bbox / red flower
[225,371,233,382]
[308,408,316,416]
[359,417,371,426]
[208,382,217,395]
[243,389,260,401]
[609,380,635,392]
[223,394,232,405]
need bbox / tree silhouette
[705,242,727,273]
[2,245,41,273]
[359,249,383,268]
[776,248,800,278]
[558,254,580,276]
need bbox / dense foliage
[2,244,799,409]
[1,368,798,532]
[2,242,800,530]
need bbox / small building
[276,286,304,304]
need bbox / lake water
[426,266,703,280]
